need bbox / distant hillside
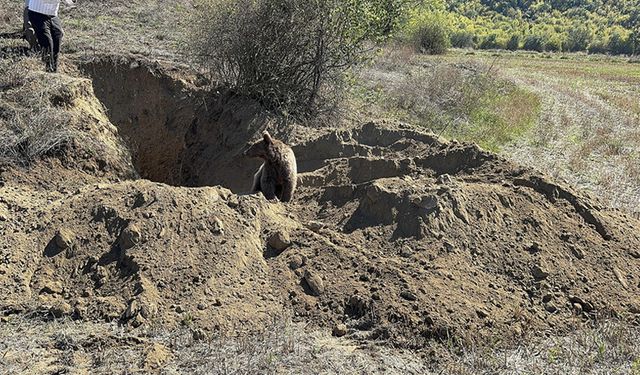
[410,0,639,54]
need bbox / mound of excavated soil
[1,58,639,349]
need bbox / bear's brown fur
[243,131,297,202]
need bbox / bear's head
[243,131,274,159]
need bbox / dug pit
[80,57,268,192]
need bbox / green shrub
[545,34,564,52]
[506,34,521,50]
[479,34,504,50]
[451,30,476,48]
[523,34,546,52]
[607,29,634,55]
[588,38,608,54]
[186,0,398,118]
[564,25,592,52]
[407,15,451,54]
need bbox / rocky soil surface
[1,58,639,352]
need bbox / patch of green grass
[455,86,540,151]
[350,47,541,151]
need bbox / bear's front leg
[260,165,279,201]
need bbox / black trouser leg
[50,17,64,72]
[27,10,63,72]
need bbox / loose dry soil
[1,57,639,355]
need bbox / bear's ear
[263,131,273,144]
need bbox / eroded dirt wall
[80,58,267,193]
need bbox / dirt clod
[118,223,142,251]
[304,270,324,296]
[268,230,292,252]
[532,265,550,281]
[54,228,75,250]
[289,254,304,270]
[333,323,348,337]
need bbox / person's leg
[27,10,47,53]
[41,18,55,72]
[50,17,64,72]
[28,11,55,71]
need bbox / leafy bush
[451,30,475,48]
[523,34,546,52]
[564,25,592,52]
[588,38,608,54]
[479,34,504,50]
[186,0,399,119]
[404,13,451,55]
[607,28,634,55]
[506,34,521,50]
[545,34,564,52]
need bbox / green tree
[523,34,545,51]
[564,25,592,52]
[607,28,633,55]
[506,34,521,50]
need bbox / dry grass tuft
[0,57,81,165]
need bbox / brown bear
[243,131,297,202]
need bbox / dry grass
[491,51,640,215]
[1,314,638,374]
[0,57,80,165]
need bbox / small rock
[400,290,417,301]
[400,246,413,258]
[332,323,348,337]
[531,265,549,281]
[131,314,146,328]
[476,308,490,319]
[226,196,239,208]
[191,328,207,341]
[50,302,73,318]
[288,254,304,270]
[569,295,594,313]
[124,299,140,319]
[175,305,185,313]
[436,174,453,184]
[93,266,109,287]
[304,270,324,296]
[570,245,585,259]
[613,267,628,288]
[306,221,324,232]
[268,230,292,252]
[211,217,224,235]
[139,299,158,319]
[118,223,142,251]
[212,299,222,307]
[414,195,438,210]
[628,303,640,314]
[527,242,542,254]
[40,281,63,295]
[54,228,75,250]
[544,304,557,313]
[572,303,583,315]
[542,294,552,303]
[197,303,208,311]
